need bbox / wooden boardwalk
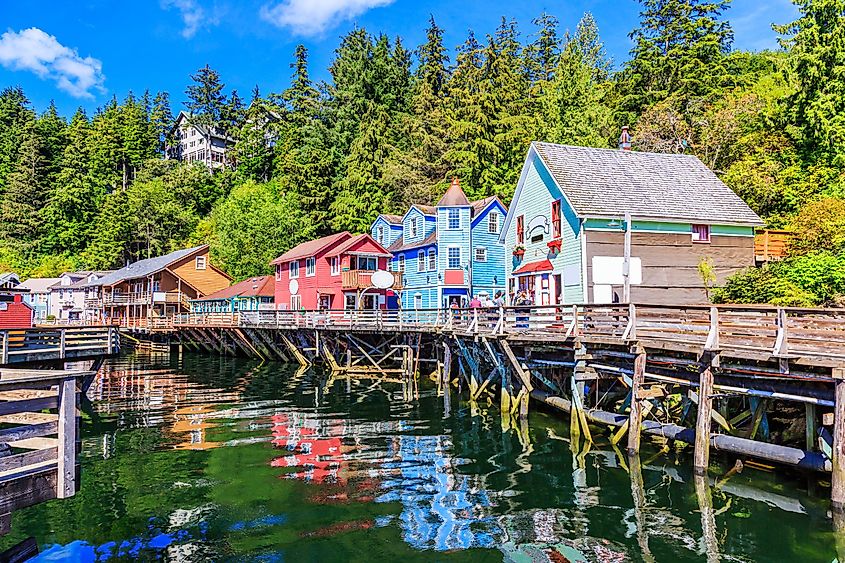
[1,326,119,366]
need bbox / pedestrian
[493,290,505,308]
[469,295,482,308]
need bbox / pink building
[271,232,400,310]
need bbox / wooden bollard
[693,351,717,475]
[832,368,845,509]
[626,345,647,456]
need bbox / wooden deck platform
[1,326,120,366]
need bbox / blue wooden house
[500,141,763,306]
[371,179,507,310]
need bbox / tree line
[0,0,843,304]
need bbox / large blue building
[371,179,507,310]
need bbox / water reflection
[0,352,838,562]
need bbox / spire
[436,178,470,206]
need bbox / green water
[0,352,840,562]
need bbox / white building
[49,271,112,322]
[166,111,235,168]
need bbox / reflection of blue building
[376,431,497,551]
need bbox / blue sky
[1,0,798,116]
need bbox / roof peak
[436,178,470,207]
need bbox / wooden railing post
[623,303,637,341]
[56,376,78,499]
[627,344,647,455]
[773,308,789,357]
[705,307,720,351]
[59,329,66,357]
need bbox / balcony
[84,297,103,309]
[103,292,151,306]
[341,270,402,291]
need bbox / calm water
[0,352,841,562]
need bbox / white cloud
[162,0,218,39]
[0,28,105,99]
[260,0,394,36]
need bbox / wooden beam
[56,376,77,499]
[626,345,647,455]
[833,368,845,509]
[693,351,717,475]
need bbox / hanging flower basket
[513,245,525,257]
[547,239,562,252]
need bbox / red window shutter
[551,200,561,238]
[517,216,524,244]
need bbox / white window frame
[195,256,207,270]
[448,247,461,269]
[417,250,425,272]
[290,295,302,310]
[488,212,499,234]
[428,249,436,271]
[475,247,487,262]
[398,255,406,273]
[692,224,711,243]
[275,265,282,281]
[448,209,460,230]
[330,256,340,276]
[289,261,299,278]
[305,256,316,277]
[377,226,384,243]
[414,293,422,310]
[410,217,419,238]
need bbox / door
[554,274,562,305]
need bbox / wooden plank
[694,353,716,475]
[0,397,57,416]
[8,437,58,450]
[56,377,77,499]
[0,421,58,443]
[0,413,57,425]
[627,346,647,455]
[0,448,57,474]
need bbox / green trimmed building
[500,142,763,305]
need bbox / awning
[513,259,553,275]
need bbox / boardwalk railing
[164,304,845,366]
[0,327,119,365]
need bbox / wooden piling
[626,345,647,456]
[56,376,78,499]
[832,368,845,509]
[694,351,717,475]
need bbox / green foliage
[711,265,817,307]
[206,180,313,280]
[787,197,845,255]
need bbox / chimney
[619,126,632,151]
[451,177,460,189]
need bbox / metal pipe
[530,389,832,473]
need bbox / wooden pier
[1,326,119,366]
[122,303,845,506]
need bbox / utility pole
[623,212,632,303]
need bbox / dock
[120,303,845,506]
[1,326,119,366]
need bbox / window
[428,249,436,271]
[357,256,377,271]
[516,215,525,244]
[410,217,419,238]
[289,261,299,278]
[551,200,562,238]
[398,255,406,272]
[448,209,460,230]
[305,256,316,276]
[475,247,487,262]
[377,226,384,243]
[448,247,461,269]
[330,256,340,276]
[291,295,302,310]
[488,212,499,234]
[414,293,422,310]
[345,294,356,310]
[692,224,711,243]
[195,256,207,270]
[275,265,282,281]
[417,250,426,272]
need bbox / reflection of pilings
[627,454,655,563]
[693,473,721,563]
[530,389,832,472]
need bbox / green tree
[0,122,48,256]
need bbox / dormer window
[195,256,207,270]
[488,212,499,234]
[692,224,711,243]
[377,226,384,243]
[410,217,419,238]
[448,209,460,230]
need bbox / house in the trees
[372,179,507,310]
[166,111,235,168]
[500,141,764,306]
[49,271,112,323]
[271,233,399,311]
[190,275,275,313]
[18,277,60,322]
[94,245,232,324]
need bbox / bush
[711,265,817,307]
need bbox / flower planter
[547,239,562,252]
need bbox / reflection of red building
[270,413,347,484]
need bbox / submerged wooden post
[832,368,845,509]
[57,376,78,499]
[627,345,647,456]
[693,351,717,475]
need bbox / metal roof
[95,246,209,287]
[193,275,274,302]
[271,233,351,265]
[17,277,61,293]
[531,142,763,226]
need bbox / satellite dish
[370,270,394,290]
[288,279,299,295]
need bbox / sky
[0,0,799,117]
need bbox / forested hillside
[0,0,843,304]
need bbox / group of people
[466,291,506,309]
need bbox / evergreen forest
[1,0,844,305]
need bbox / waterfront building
[94,245,231,324]
[500,141,764,305]
[271,232,399,311]
[371,179,507,310]
[190,275,275,313]
[17,277,60,322]
[48,271,112,322]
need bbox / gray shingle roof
[532,142,763,226]
[95,246,208,287]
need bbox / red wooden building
[0,293,33,329]
[271,232,400,310]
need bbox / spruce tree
[0,87,35,196]
[0,122,48,256]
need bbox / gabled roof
[69,271,113,289]
[171,111,236,142]
[326,234,392,258]
[192,275,274,302]
[529,142,763,226]
[17,278,61,293]
[437,178,470,207]
[0,273,19,286]
[388,231,438,253]
[271,232,351,265]
[96,246,211,287]
[375,214,404,225]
